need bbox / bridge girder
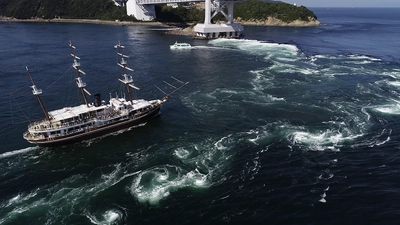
[127,0,243,21]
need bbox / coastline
[165,17,322,37]
[1,17,322,38]
[0,17,169,27]
[234,16,321,27]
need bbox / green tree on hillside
[234,0,317,22]
[0,0,137,21]
[0,0,317,23]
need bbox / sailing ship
[23,42,188,147]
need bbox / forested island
[0,0,319,27]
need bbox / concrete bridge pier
[126,0,156,21]
[194,0,244,39]
[124,0,244,39]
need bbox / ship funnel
[94,94,102,107]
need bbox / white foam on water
[290,130,343,151]
[298,67,316,75]
[0,196,47,224]
[244,128,270,145]
[315,54,381,62]
[325,186,330,191]
[371,135,390,147]
[318,173,334,180]
[186,40,384,116]
[174,148,190,159]
[0,162,140,224]
[348,54,381,61]
[215,136,230,150]
[303,53,395,81]
[268,95,285,102]
[352,60,374,65]
[181,90,222,115]
[129,126,275,205]
[192,45,224,50]
[188,169,208,187]
[272,64,315,75]
[130,165,210,205]
[133,39,400,207]
[3,190,38,208]
[386,81,400,86]
[203,44,384,152]
[0,146,37,159]
[373,102,400,115]
[246,71,286,103]
[314,54,336,60]
[365,129,392,147]
[284,118,368,152]
[182,84,282,116]
[103,210,120,223]
[249,69,274,91]
[208,38,299,61]
[8,194,20,204]
[288,123,368,151]
[309,55,318,62]
[86,209,122,225]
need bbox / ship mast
[116,42,139,104]
[162,80,190,101]
[69,41,91,107]
[26,67,51,121]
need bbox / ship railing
[28,111,123,133]
[28,120,66,132]
[28,119,53,131]
[24,131,46,140]
[28,117,93,132]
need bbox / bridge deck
[136,0,243,5]
[136,0,204,4]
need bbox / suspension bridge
[115,0,244,39]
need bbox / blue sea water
[0,7,400,224]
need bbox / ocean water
[1,7,400,224]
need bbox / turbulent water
[1,8,400,225]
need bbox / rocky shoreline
[165,17,321,37]
[235,16,321,27]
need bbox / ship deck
[49,104,108,121]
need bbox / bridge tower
[126,0,156,21]
[193,0,244,39]
[125,0,244,38]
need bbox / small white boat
[170,42,192,50]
